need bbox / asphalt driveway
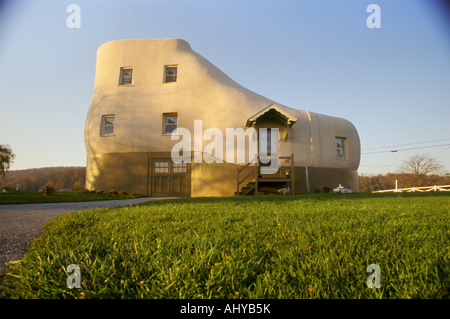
[0,197,172,277]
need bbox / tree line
[1,167,86,192]
[2,166,449,193]
[358,172,450,192]
[1,143,448,193]
[359,153,449,192]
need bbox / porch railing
[236,154,295,195]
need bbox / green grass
[1,192,449,298]
[0,191,138,205]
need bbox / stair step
[240,185,255,195]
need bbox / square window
[100,115,115,136]
[173,161,186,173]
[336,137,346,160]
[154,161,169,173]
[119,67,133,85]
[164,65,177,83]
[163,113,178,134]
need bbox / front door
[258,128,280,174]
[151,159,190,197]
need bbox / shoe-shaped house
[85,39,360,197]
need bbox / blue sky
[0,0,449,175]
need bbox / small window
[163,113,178,134]
[336,137,347,160]
[164,65,177,83]
[173,161,186,173]
[100,115,115,136]
[119,67,133,85]
[154,161,169,173]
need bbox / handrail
[237,154,295,195]
[239,170,255,186]
[236,156,258,196]
[237,158,256,173]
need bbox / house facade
[84,39,360,197]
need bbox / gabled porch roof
[245,104,298,128]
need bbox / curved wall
[85,39,360,195]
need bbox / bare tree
[399,154,444,186]
[0,144,16,177]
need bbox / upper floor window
[336,137,347,160]
[119,67,133,86]
[163,113,178,134]
[164,65,177,83]
[100,115,115,136]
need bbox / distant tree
[72,180,84,191]
[0,144,15,177]
[399,154,444,186]
[3,167,86,191]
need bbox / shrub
[41,185,56,193]
[131,192,139,198]
[108,190,118,195]
[118,191,128,195]
[96,190,105,194]
[82,189,90,193]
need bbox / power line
[360,163,399,167]
[362,137,450,152]
[426,146,450,158]
[362,143,450,155]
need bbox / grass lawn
[1,192,449,298]
[0,191,139,205]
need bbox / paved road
[0,198,173,276]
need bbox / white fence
[373,184,450,193]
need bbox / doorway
[258,128,280,173]
[151,158,190,197]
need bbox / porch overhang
[245,104,298,139]
[245,104,298,128]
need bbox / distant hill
[1,167,86,191]
[4,166,449,193]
